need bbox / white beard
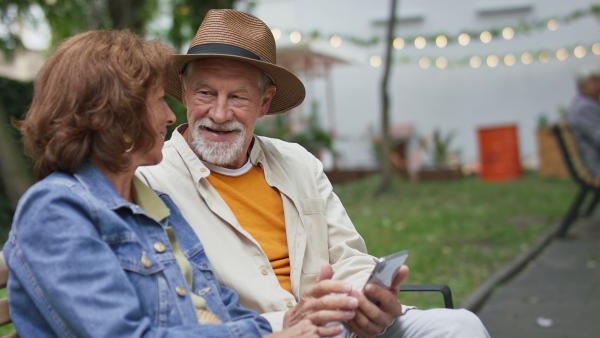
[190,118,247,166]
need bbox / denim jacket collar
[73,160,158,219]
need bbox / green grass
[0,173,576,334]
[334,174,575,309]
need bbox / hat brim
[165,54,305,115]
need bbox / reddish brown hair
[19,30,173,179]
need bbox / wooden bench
[0,252,17,338]
[552,122,600,237]
[0,250,452,337]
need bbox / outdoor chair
[0,252,17,338]
[552,122,600,237]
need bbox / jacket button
[286,300,294,308]
[176,286,186,297]
[141,255,152,268]
[154,242,165,253]
[200,167,208,173]
[260,267,269,275]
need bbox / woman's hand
[265,319,319,338]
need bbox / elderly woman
[2,30,317,337]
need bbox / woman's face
[132,86,176,167]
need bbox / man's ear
[259,84,277,117]
[179,73,187,107]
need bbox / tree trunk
[375,0,399,196]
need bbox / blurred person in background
[568,67,600,177]
[137,9,489,338]
[2,29,317,338]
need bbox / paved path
[477,214,600,338]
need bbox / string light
[574,45,587,58]
[593,43,600,55]
[271,28,281,41]
[458,33,470,46]
[480,31,492,43]
[487,55,499,67]
[393,37,405,50]
[290,31,302,44]
[370,55,382,67]
[521,52,534,65]
[470,56,482,68]
[556,48,569,60]
[538,51,550,63]
[436,35,448,48]
[504,54,517,66]
[502,27,515,40]
[419,57,431,69]
[547,19,559,31]
[269,5,600,49]
[330,35,342,47]
[436,57,448,69]
[414,37,426,49]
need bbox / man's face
[588,75,600,100]
[181,58,275,169]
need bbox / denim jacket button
[141,254,152,268]
[176,286,186,297]
[286,300,294,308]
[197,287,210,296]
[200,167,208,173]
[153,242,165,253]
[260,267,268,275]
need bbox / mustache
[195,118,245,132]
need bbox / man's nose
[208,96,233,123]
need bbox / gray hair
[182,60,274,96]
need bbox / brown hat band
[187,43,267,63]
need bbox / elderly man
[567,67,600,177]
[137,9,489,338]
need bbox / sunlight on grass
[333,174,575,309]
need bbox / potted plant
[415,129,463,182]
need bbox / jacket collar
[73,160,169,221]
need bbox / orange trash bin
[477,124,522,182]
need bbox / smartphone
[363,250,409,304]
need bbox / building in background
[240,0,600,171]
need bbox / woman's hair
[19,30,173,179]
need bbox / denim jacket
[2,160,271,337]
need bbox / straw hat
[165,9,306,115]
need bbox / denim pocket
[105,233,164,275]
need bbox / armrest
[400,284,454,309]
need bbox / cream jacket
[136,125,379,331]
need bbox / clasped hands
[282,263,409,338]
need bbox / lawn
[334,174,575,309]
[0,173,576,334]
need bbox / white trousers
[337,308,490,338]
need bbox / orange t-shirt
[206,164,292,293]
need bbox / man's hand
[346,265,409,338]
[283,263,358,337]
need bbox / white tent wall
[243,0,600,170]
